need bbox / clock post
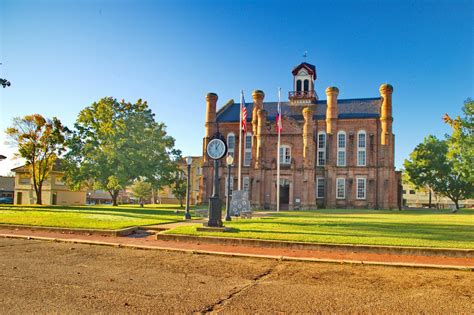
[208,158,222,227]
[205,133,227,227]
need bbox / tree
[131,180,152,207]
[5,114,68,205]
[64,97,178,206]
[171,170,187,208]
[444,98,474,189]
[404,135,472,212]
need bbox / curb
[156,233,474,258]
[0,224,137,237]
[0,233,472,272]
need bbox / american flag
[241,90,247,133]
[276,88,282,133]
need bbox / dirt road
[0,238,472,313]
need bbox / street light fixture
[184,156,192,220]
[225,155,233,221]
[0,155,6,161]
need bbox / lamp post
[225,155,233,221]
[184,156,192,220]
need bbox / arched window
[244,132,252,166]
[337,131,346,167]
[317,131,326,166]
[296,80,302,92]
[227,133,235,157]
[279,145,291,164]
[357,130,366,166]
[303,79,309,92]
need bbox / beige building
[403,183,474,209]
[157,156,203,205]
[12,164,86,206]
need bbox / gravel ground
[0,238,472,314]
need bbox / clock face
[207,138,226,160]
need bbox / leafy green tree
[171,170,187,208]
[5,114,68,205]
[444,98,474,189]
[64,97,178,206]
[404,135,472,212]
[131,180,152,207]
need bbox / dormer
[289,62,318,105]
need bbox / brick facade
[199,63,401,210]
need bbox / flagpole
[238,90,243,191]
[276,88,281,212]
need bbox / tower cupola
[289,62,318,105]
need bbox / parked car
[0,197,13,204]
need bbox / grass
[165,208,474,249]
[0,204,195,230]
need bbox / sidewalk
[0,226,472,270]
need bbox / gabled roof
[216,97,381,123]
[292,62,317,79]
[11,159,64,173]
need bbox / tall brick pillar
[325,87,339,135]
[325,87,339,208]
[256,109,267,168]
[380,83,393,146]
[251,90,264,168]
[202,92,218,204]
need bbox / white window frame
[244,132,252,166]
[316,177,325,199]
[227,133,235,157]
[317,131,326,166]
[279,145,291,165]
[243,176,250,192]
[225,175,234,197]
[336,177,345,199]
[337,131,346,167]
[356,177,366,200]
[357,130,366,167]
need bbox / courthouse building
[200,62,401,210]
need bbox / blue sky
[0,0,472,175]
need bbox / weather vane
[303,51,308,60]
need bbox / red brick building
[200,62,401,210]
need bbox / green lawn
[0,204,191,230]
[165,208,474,249]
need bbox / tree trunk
[110,190,119,206]
[452,200,459,213]
[35,184,42,205]
[428,190,432,208]
[180,198,183,208]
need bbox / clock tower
[289,62,318,105]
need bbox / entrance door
[16,192,22,205]
[279,179,290,210]
[52,193,57,205]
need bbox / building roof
[0,176,15,191]
[11,159,64,173]
[292,62,317,79]
[216,97,382,123]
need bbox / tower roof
[292,62,316,79]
